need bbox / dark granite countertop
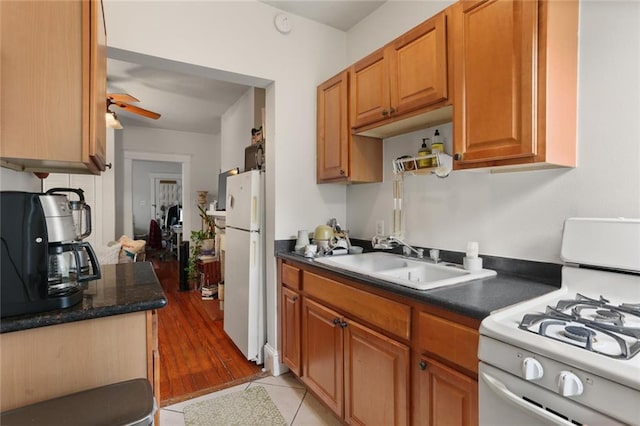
[1,262,167,333]
[278,252,560,320]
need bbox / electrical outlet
[376,220,384,236]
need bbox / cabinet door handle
[419,360,428,370]
[389,107,396,114]
[340,321,348,328]
[381,109,388,116]
[454,153,462,161]
[339,169,345,176]
[292,295,298,301]
[333,318,341,325]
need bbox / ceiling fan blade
[112,101,161,120]
[108,93,140,103]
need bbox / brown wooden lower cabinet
[301,297,410,424]
[302,298,345,416]
[344,319,410,425]
[279,258,478,426]
[412,354,478,426]
[0,311,157,412]
[281,286,302,376]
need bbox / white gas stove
[479,218,640,426]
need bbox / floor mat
[183,385,287,426]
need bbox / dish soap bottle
[431,129,445,154]
[430,129,444,166]
[417,138,431,168]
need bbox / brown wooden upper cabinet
[350,12,450,132]
[0,0,108,174]
[317,71,382,183]
[452,0,578,170]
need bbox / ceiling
[107,58,250,134]
[107,1,386,134]
[261,1,386,31]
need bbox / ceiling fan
[106,93,161,129]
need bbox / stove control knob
[557,371,584,396]
[522,357,544,380]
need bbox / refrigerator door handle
[252,196,257,226]
[252,240,257,267]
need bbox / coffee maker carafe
[45,188,98,278]
[1,191,101,317]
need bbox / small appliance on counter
[1,190,101,318]
[46,187,97,277]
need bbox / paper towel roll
[463,256,482,271]
[466,241,479,258]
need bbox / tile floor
[159,373,342,426]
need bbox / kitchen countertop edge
[1,262,167,334]
[278,252,559,320]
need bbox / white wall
[221,87,257,172]
[1,130,116,248]
[116,125,220,238]
[103,0,349,373]
[104,1,349,240]
[132,160,182,235]
[346,1,640,263]
[0,168,40,192]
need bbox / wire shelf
[392,154,441,175]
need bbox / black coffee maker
[1,191,101,317]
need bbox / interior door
[152,177,181,229]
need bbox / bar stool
[0,378,156,426]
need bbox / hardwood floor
[151,256,265,406]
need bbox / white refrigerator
[223,169,266,364]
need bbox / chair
[148,219,163,250]
[163,205,182,258]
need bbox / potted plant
[185,205,216,284]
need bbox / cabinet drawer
[303,271,410,340]
[417,312,478,374]
[282,263,301,290]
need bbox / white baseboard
[263,343,289,377]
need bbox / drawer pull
[419,360,428,371]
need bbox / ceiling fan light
[105,110,123,129]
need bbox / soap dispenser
[431,129,445,154]
[417,137,431,168]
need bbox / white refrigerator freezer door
[223,226,263,361]
[226,170,261,231]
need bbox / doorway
[151,174,182,229]
[130,160,183,238]
[123,152,191,240]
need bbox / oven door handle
[480,372,574,426]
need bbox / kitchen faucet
[372,235,424,259]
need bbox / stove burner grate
[519,310,640,359]
[518,293,640,359]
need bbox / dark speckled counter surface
[1,262,167,333]
[278,252,560,320]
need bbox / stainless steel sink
[313,252,496,290]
